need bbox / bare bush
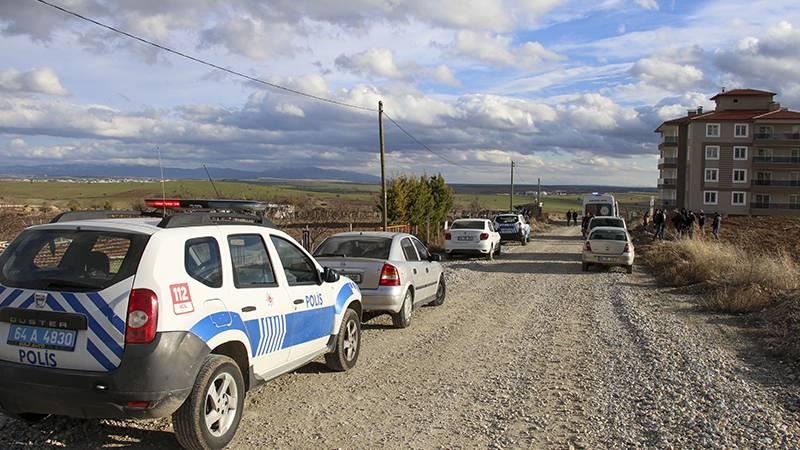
[645,238,799,313]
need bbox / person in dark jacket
[697,210,706,234]
[686,210,696,238]
[581,213,593,237]
[571,210,577,226]
[712,212,721,239]
[672,210,684,236]
[653,208,663,238]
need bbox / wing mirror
[428,254,442,262]
[322,267,340,283]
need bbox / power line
[34,0,375,113]
[381,111,478,171]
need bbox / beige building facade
[656,89,800,215]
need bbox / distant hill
[450,184,656,195]
[0,164,381,184]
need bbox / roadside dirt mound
[720,216,800,262]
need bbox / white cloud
[630,57,704,91]
[275,103,305,117]
[431,65,461,87]
[335,48,404,79]
[0,68,68,96]
[454,31,563,67]
[634,0,659,10]
[199,17,297,60]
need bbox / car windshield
[589,230,627,241]
[590,218,623,229]
[450,220,485,230]
[495,215,519,224]
[0,228,149,292]
[314,237,392,259]
[585,203,613,217]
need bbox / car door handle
[241,306,257,313]
[293,299,304,305]
[413,269,417,275]
[425,268,429,273]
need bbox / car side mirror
[428,254,442,262]
[322,267,340,283]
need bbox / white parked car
[0,201,363,450]
[444,219,501,260]
[582,226,635,274]
[583,216,627,238]
[314,232,445,329]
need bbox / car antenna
[203,164,222,198]
[156,146,166,218]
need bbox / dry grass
[644,237,800,313]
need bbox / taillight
[584,241,592,252]
[126,289,158,344]
[379,263,401,287]
[144,199,181,208]
[480,233,489,240]
[623,243,630,253]
[445,232,451,240]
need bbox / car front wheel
[325,308,361,371]
[173,354,245,450]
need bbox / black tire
[582,262,589,272]
[520,235,527,246]
[495,243,502,256]
[391,290,413,328]
[325,308,361,371]
[173,355,245,450]
[626,265,633,274]
[7,413,49,423]
[431,275,446,306]
[485,245,494,261]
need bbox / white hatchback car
[582,226,635,273]
[444,219,501,260]
[0,202,362,450]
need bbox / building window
[758,125,773,136]
[705,145,720,160]
[754,193,771,207]
[733,146,748,160]
[706,123,720,137]
[734,123,749,137]
[703,191,718,205]
[732,192,746,206]
[704,168,719,182]
[733,169,747,183]
[790,194,800,208]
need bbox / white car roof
[324,231,414,240]
[589,226,628,233]
[453,218,490,222]
[589,216,623,220]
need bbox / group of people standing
[565,210,579,226]
[651,208,721,240]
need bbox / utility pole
[379,100,388,231]
[537,177,541,204]
[509,160,515,211]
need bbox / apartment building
[655,88,800,215]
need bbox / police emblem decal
[34,292,47,308]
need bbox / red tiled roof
[655,115,692,132]
[710,89,776,100]
[690,110,768,121]
[753,109,800,120]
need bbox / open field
[0,180,654,215]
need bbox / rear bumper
[0,331,208,419]
[498,231,525,241]
[444,241,492,254]
[359,286,406,313]
[583,253,634,266]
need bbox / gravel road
[2,225,799,449]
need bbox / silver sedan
[314,232,445,328]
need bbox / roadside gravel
[1,225,798,448]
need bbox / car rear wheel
[626,265,633,274]
[431,275,446,306]
[494,243,502,256]
[325,308,361,371]
[582,262,590,272]
[485,245,494,261]
[173,354,245,450]
[392,290,413,328]
[520,235,527,246]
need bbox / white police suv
[0,200,363,450]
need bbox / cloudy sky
[2,0,800,185]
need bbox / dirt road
[2,225,799,448]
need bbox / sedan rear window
[0,229,149,292]
[494,215,519,224]
[314,237,392,260]
[450,220,486,230]
[589,230,627,241]
[590,218,624,229]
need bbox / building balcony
[752,179,800,188]
[658,157,678,169]
[752,156,800,166]
[659,136,679,147]
[752,202,800,210]
[657,178,677,189]
[754,133,800,141]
